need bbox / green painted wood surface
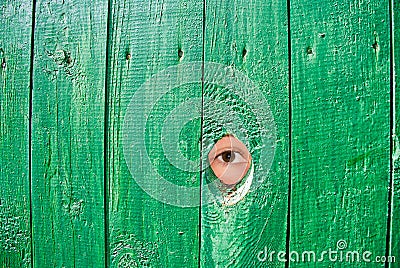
[30,0,107,266]
[0,0,397,267]
[0,1,32,267]
[289,0,391,266]
[200,0,289,266]
[106,0,202,266]
[391,0,400,264]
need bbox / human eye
[208,135,252,185]
[215,150,247,165]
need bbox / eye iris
[221,151,235,162]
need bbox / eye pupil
[221,151,235,162]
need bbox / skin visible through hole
[208,135,252,185]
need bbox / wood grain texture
[30,0,107,266]
[391,0,400,264]
[0,1,32,267]
[0,1,396,266]
[106,0,202,266]
[201,0,289,266]
[289,0,391,266]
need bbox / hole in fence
[208,135,252,186]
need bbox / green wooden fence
[0,0,398,267]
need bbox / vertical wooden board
[31,0,107,266]
[201,0,289,266]
[106,0,202,267]
[289,0,391,266]
[391,0,400,263]
[0,1,32,267]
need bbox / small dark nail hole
[242,48,247,58]
[126,53,132,60]
[66,56,72,65]
[63,51,72,65]
[372,42,379,50]
[319,33,326,38]
[1,58,6,69]
[306,46,313,55]
[178,49,184,59]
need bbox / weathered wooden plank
[30,0,107,266]
[0,1,32,267]
[106,0,203,266]
[289,0,391,266]
[391,0,400,264]
[200,0,289,266]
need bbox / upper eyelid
[213,146,247,157]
